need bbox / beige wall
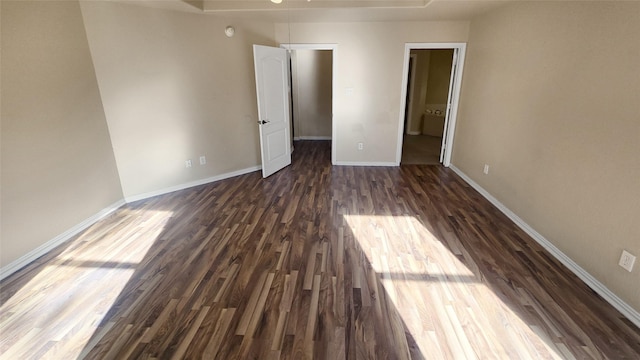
[291,50,333,139]
[454,1,640,311]
[1,1,123,266]
[276,21,469,163]
[80,2,276,198]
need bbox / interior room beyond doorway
[290,49,333,142]
[401,49,454,165]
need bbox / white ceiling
[110,0,514,22]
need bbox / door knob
[257,120,270,125]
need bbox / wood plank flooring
[1,140,639,359]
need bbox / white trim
[280,43,338,165]
[294,136,332,141]
[334,161,397,167]
[396,43,466,167]
[280,43,337,51]
[125,166,261,203]
[449,165,640,329]
[0,199,126,281]
[406,130,422,136]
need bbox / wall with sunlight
[80,2,276,198]
[453,1,640,311]
[274,21,469,164]
[0,1,124,267]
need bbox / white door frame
[280,43,338,165]
[395,43,466,167]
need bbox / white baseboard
[124,165,261,203]
[449,165,640,329]
[406,131,421,136]
[0,199,126,281]
[334,161,398,167]
[293,136,332,141]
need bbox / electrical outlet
[185,160,192,168]
[357,142,364,151]
[199,156,206,165]
[483,164,489,174]
[619,250,636,272]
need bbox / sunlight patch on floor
[0,209,173,359]
[344,213,565,360]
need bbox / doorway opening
[396,43,466,167]
[281,44,337,164]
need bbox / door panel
[253,45,292,178]
[440,49,458,163]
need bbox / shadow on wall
[181,0,204,11]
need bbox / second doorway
[401,49,455,165]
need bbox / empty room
[1,0,639,358]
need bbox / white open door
[440,49,459,163]
[253,45,292,178]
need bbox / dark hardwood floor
[1,140,639,359]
